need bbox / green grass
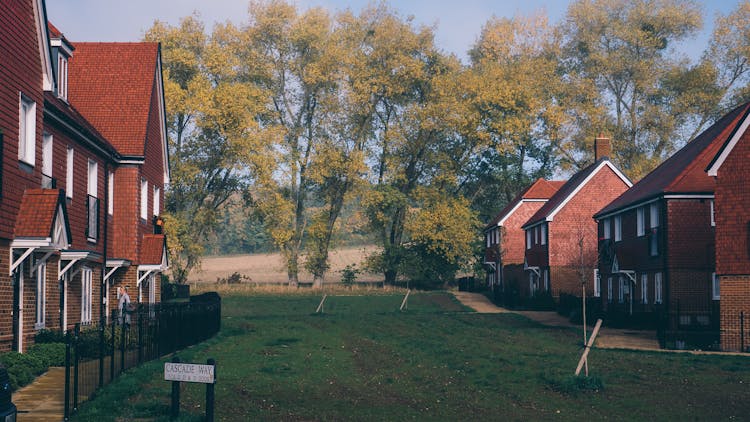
[73,291,750,421]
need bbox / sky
[47,0,742,63]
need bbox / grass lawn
[72,290,750,421]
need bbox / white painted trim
[59,258,80,279]
[33,0,55,92]
[707,110,750,176]
[546,160,633,222]
[31,251,54,276]
[137,269,155,286]
[117,158,146,165]
[106,259,132,268]
[10,247,36,275]
[596,194,714,220]
[155,53,171,185]
[495,199,548,227]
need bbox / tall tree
[145,17,269,283]
[239,1,344,285]
[559,0,705,178]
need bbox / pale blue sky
[47,0,742,63]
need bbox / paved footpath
[452,291,661,351]
[13,366,65,421]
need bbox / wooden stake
[316,294,327,313]
[575,319,602,376]
[400,290,411,311]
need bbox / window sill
[34,322,45,330]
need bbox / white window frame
[153,186,160,217]
[526,230,531,250]
[81,267,93,324]
[87,159,98,198]
[534,226,539,244]
[618,276,625,303]
[641,273,648,304]
[654,272,663,304]
[58,55,68,101]
[593,269,601,297]
[19,94,37,166]
[607,277,613,302]
[710,200,715,227]
[486,233,490,248]
[42,133,53,178]
[66,147,74,198]
[603,219,611,240]
[35,261,46,329]
[650,203,659,228]
[140,178,148,220]
[543,269,549,291]
[529,272,536,295]
[541,224,547,245]
[637,207,645,237]
[614,215,622,242]
[712,272,720,300]
[108,171,114,215]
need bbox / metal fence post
[138,306,143,364]
[73,324,80,412]
[120,317,126,373]
[110,310,116,380]
[64,330,71,420]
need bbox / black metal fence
[64,294,221,419]
[656,299,720,351]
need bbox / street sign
[164,362,215,384]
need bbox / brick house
[67,42,170,318]
[521,137,632,303]
[483,178,563,306]
[0,0,168,351]
[594,102,750,348]
[706,101,750,352]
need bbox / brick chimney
[595,134,611,161]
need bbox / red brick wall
[0,242,11,350]
[0,0,45,240]
[715,127,750,275]
[501,201,546,265]
[547,165,630,296]
[109,166,140,259]
[719,275,750,352]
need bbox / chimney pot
[595,135,611,161]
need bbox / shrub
[35,329,64,344]
[340,264,360,286]
[548,374,605,396]
[27,343,66,367]
[0,352,47,391]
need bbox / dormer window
[57,55,68,101]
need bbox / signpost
[165,356,216,421]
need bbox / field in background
[189,245,381,284]
[72,291,750,421]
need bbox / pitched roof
[523,159,632,229]
[706,101,750,176]
[484,178,564,230]
[596,101,750,218]
[14,189,69,239]
[141,234,167,266]
[44,92,118,156]
[67,42,159,156]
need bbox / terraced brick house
[68,42,170,318]
[521,137,632,304]
[0,0,168,352]
[594,102,750,350]
[706,101,750,352]
[483,178,563,306]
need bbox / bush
[0,352,47,391]
[27,343,66,367]
[340,264,360,286]
[35,329,64,344]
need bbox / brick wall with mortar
[0,0,45,240]
[500,201,547,265]
[719,275,750,352]
[547,165,630,298]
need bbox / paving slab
[13,367,64,422]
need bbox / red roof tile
[14,189,68,238]
[595,101,750,218]
[47,22,62,39]
[44,92,118,154]
[485,178,564,230]
[67,42,159,156]
[141,234,166,265]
